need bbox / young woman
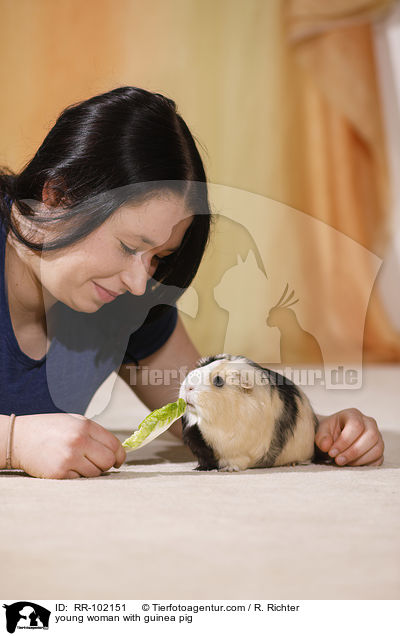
[0,87,384,479]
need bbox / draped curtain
[284,0,400,361]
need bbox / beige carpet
[1,365,399,600]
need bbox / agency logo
[2,603,51,633]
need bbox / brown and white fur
[179,354,319,472]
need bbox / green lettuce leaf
[122,398,187,451]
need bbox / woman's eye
[120,241,138,256]
[212,375,225,388]
[120,241,172,264]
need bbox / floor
[1,365,399,600]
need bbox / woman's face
[33,192,193,312]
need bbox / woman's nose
[120,255,155,296]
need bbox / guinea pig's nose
[185,385,196,404]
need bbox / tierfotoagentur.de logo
[2,603,51,633]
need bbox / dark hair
[0,86,212,321]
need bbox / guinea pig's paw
[195,466,219,472]
[218,461,241,472]
[283,459,312,467]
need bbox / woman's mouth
[93,282,120,303]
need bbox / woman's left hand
[315,408,384,466]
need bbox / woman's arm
[1,412,125,477]
[314,409,384,466]
[118,315,200,440]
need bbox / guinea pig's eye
[212,375,225,388]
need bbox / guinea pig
[178,354,319,471]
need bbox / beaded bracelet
[6,413,16,469]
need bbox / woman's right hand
[12,412,126,479]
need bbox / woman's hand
[12,412,126,479]
[315,408,384,466]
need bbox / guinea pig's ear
[240,371,255,390]
[225,368,255,391]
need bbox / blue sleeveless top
[0,197,178,416]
